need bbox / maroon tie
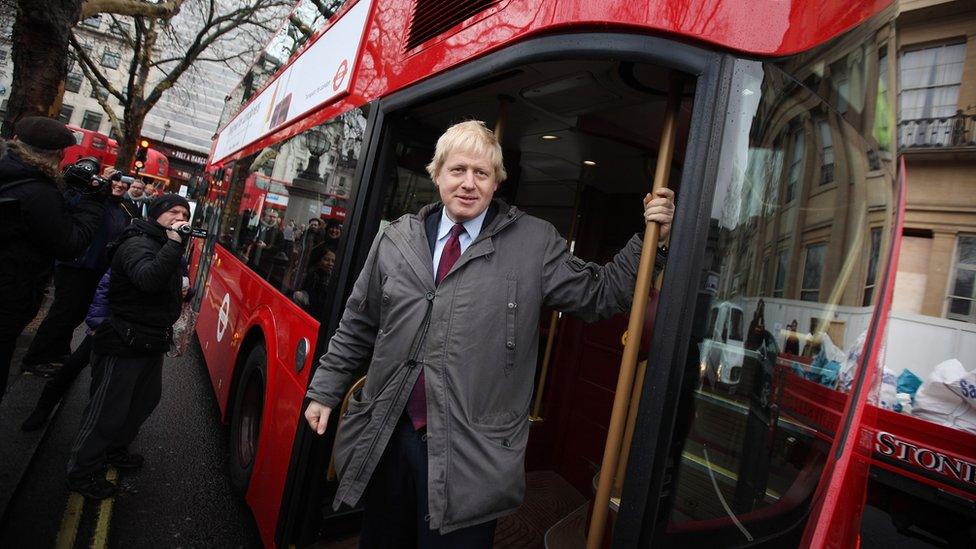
[406,223,465,431]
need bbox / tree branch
[80,0,185,20]
[69,32,127,103]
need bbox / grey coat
[306,200,664,533]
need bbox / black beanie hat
[148,194,191,222]
[14,116,76,150]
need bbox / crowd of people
[0,116,193,499]
[239,206,343,314]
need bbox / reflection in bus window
[216,0,351,132]
[217,108,368,321]
[660,35,895,543]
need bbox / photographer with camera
[19,168,136,379]
[0,117,105,404]
[67,194,191,499]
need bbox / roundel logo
[217,293,231,342]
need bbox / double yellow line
[55,468,118,549]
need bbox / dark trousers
[359,416,496,549]
[34,335,94,410]
[67,352,163,479]
[23,266,101,366]
[0,290,44,404]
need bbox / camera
[62,156,114,196]
[176,225,208,239]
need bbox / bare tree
[0,0,183,137]
[70,0,290,169]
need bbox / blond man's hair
[425,120,507,184]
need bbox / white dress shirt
[432,206,488,276]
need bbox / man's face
[144,183,156,197]
[156,205,190,228]
[435,149,498,223]
[309,220,322,231]
[262,210,279,225]
[110,179,128,197]
[129,181,145,198]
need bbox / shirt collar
[438,206,488,241]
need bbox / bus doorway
[321,57,696,547]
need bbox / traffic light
[134,139,150,171]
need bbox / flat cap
[14,116,77,150]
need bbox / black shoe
[21,362,61,378]
[107,451,144,470]
[67,474,118,500]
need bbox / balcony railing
[899,110,976,150]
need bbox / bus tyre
[228,344,267,497]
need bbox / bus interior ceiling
[378,58,697,543]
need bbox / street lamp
[162,120,171,142]
[300,128,328,180]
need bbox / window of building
[818,121,834,185]
[900,42,966,146]
[773,248,789,298]
[0,50,8,65]
[100,50,121,70]
[81,110,102,131]
[948,235,976,323]
[801,243,826,302]
[90,85,108,101]
[863,227,882,306]
[82,15,101,29]
[65,72,83,93]
[58,104,74,124]
[109,127,121,141]
[786,128,804,203]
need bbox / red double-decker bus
[188,0,970,547]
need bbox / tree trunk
[1,0,82,137]
[114,103,145,172]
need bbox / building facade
[893,0,976,325]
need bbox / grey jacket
[306,200,664,533]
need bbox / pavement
[0,295,262,548]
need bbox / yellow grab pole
[586,73,683,549]
[530,177,586,422]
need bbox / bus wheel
[228,344,266,497]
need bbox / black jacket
[0,140,104,310]
[60,194,135,272]
[94,219,184,356]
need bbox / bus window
[656,47,895,545]
[217,107,368,321]
[217,0,354,132]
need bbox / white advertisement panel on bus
[211,0,373,163]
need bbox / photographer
[20,169,136,378]
[0,117,105,404]
[67,194,190,499]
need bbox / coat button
[424,514,431,522]
[507,302,516,309]
[425,291,435,301]
[502,439,511,448]
[382,293,390,303]
[506,341,515,350]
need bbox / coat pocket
[504,272,518,375]
[333,389,372,481]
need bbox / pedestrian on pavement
[303,120,675,547]
[21,269,112,431]
[123,177,150,218]
[20,169,135,377]
[0,117,105,405]
[66,194,191,499]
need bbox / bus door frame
[275,31,720,547]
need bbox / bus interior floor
[312,471,586,548]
